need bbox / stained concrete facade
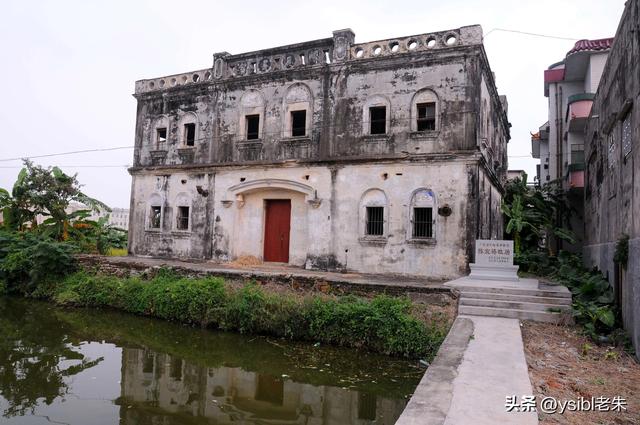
[128,26,510,280]
[583,0,640,358]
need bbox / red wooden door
[264,200,291,263]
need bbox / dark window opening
[291,110,306,137]
[169,357,183,381]
[246,114,260,140]
[177,206,189,230]
[413,207,433,238]
[150,206,161,229]
[417,102,436,131]
[256,374,284,405]
[184,123,195,146]
[358,393,377,421]
[366,206,384,236]
[142,351,154,374]
[156,128,167,144]
[369,106,386,135]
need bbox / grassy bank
[29,269,448,359]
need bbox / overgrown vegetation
[502,175,629,347]
[0,161,127,293]
[29,269,447,359]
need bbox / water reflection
[0,297,419,425]
[119,347,405,424]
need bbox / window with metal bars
[413,207,433,238]
[245,114,260,140]
[176,206,190,230]
[291,110,306,137]
[366,206,384,236]
[369,106,386,134]
[416,102,436,131]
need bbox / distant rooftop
[567,38,614,56]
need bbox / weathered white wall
[130,159,474,279]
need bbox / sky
[0,0,626,208]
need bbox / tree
[0,160,109,240]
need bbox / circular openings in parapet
[159,79,166,88]
[372,45,382,56]
[192,74,200,82]
[389,41,400,53]
[204,71,212,80]
[426,37,437,48]
[181,75,188,84]
[408,39,418,50]
[148,81,155,89]
[355,47,364,58]
[445,34,457,45]
[171,78,177,86]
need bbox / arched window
[147,193,164,230]
[239,90,265,141]
[409,189,436,239]
[283,83,312,138]
[179,112,198,147]
[411,89,439,132]
[174,192,191,231]
[359,189,388,239]
[362,95,391,135]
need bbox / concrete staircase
[455,283,573,324]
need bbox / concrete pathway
[443,316,537,425]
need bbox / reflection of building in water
[120,348,405,424]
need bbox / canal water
[0,297,422,424]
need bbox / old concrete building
[584,0,640,357]
[128,25,510,279]
[532,36,613,252]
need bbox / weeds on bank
[42,269,446,359]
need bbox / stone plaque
[475,240,514,266]
[468,239,518,281]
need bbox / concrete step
[459,291,572,306]
[458,305,572,324]
[454,285,571,299]
[460,297,572,312]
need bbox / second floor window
[184,123,195,146]
[156,128,167,144]
[291,110,306,137]
[246,114,260,140]
[416,102,436,131]
[149,206,161,229]
[369,106,386,135]
[177,206,190,230]
[366,206,384,236]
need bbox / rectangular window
[366,206,384,236]
[291,110,306,137]
[169,358,182,381]
[149,206,161,229]
[369,106,386,135]
[413,207,433,238]
[156,128,167,144]
[571,144,584,164]
[177,206,189,230]
[358,393,377,421]
[246,114,260,140]
[184,123,195,146]
[417,103,436,131]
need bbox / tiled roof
[567,38,614,55]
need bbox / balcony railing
[566,93,595,132]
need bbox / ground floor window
[176,206,190,230]
[413,207,433,238]
[366,206,384,236]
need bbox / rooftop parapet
[134,25,484,95]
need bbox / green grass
[43,269,448,359]
[106,248,127,256]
